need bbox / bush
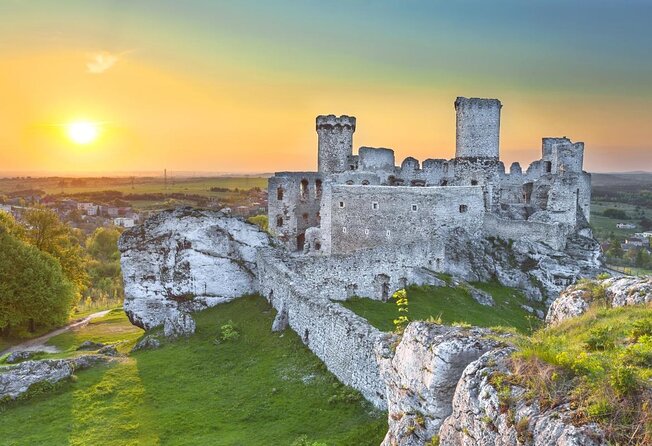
[585,326,615,351]
[609,365,638,396]
[218,321,240,342]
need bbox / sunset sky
[1,0,651,175]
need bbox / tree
[22,208,89,300]
[0,231,74,334]
[85,227,123,301]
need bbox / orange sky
[1,1,651,174]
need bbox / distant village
[0,186,268,234]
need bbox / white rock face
[439,348,606,446]
[547,276,652,326]
[118,208,271,332]
[376,322,500,445]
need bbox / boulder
[118,207,272,332]
[131,335,161,352]
[0,355,110,401]
[376,322,501,445]
[439,348,606,446]
[5,351,35,364]
[547,276,652,326]
[271,303,289,332]
[97,345,120,357]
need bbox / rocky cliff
[438,348,606,446]
[444,227,602,303]
[376,323,501,445]
[118,208,271,334]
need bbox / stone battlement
[454,97,502,110]
[316,114,356,130]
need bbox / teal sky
[1,0,651,173]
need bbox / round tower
[316,115,356,174]
[454,97,502,160]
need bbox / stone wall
[268,172,323,251]
[282,241,446,301]
[483,213,568,250]
[256,249,387,408]
[325,184,484,254]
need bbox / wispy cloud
[86,51,121,74]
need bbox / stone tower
[454,97,502,160]
[317,115,356,174]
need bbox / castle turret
[317,115,356,174]
[454,97,502,160]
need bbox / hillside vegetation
[0,296,386,445]
[509,304,652,444]
[343,281,544,333]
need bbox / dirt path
[1,310,112,355]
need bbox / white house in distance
[114,217,136,228]
[616,223,637,229]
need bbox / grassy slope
[342,282,544,334]
[513,303,652,443]
[0,296,386,445]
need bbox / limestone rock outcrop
[118,207,272,333]
[547,276,652,326]
[444,227,602,303]
[439,348,606,446]
[376,322,502,445]
[0,355,110,401]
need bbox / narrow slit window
[339,201,345,208]
[459,204,468,213]
[277,187,284,200]
[411,204,418,212]
[372,202,379,210]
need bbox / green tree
[85,227,123,302]
[22,208,89,301]
[0,231,74,334]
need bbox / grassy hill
[0,296,386,445]
[343,281,544,334]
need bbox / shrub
[630,318,652,341]
[585,326,615,351]
[218,321,240,342]
[596,272,611,281]
[609,365,638,396]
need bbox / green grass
[590,200,652,240]
[342,282,544,334]
[46,309,144,353]
[0,296,386,445]
[511,303,652,444]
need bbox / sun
[66,121,100,145]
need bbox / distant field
[590,200,651,240]
[0,176,269,196]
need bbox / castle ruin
[268,97,590,263]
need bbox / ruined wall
[268,172,323,251]
[283,241,446,301]
[326,184,485,254]
[256,249,387,408]
[454,97,501,160]
[483,214,568,250]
